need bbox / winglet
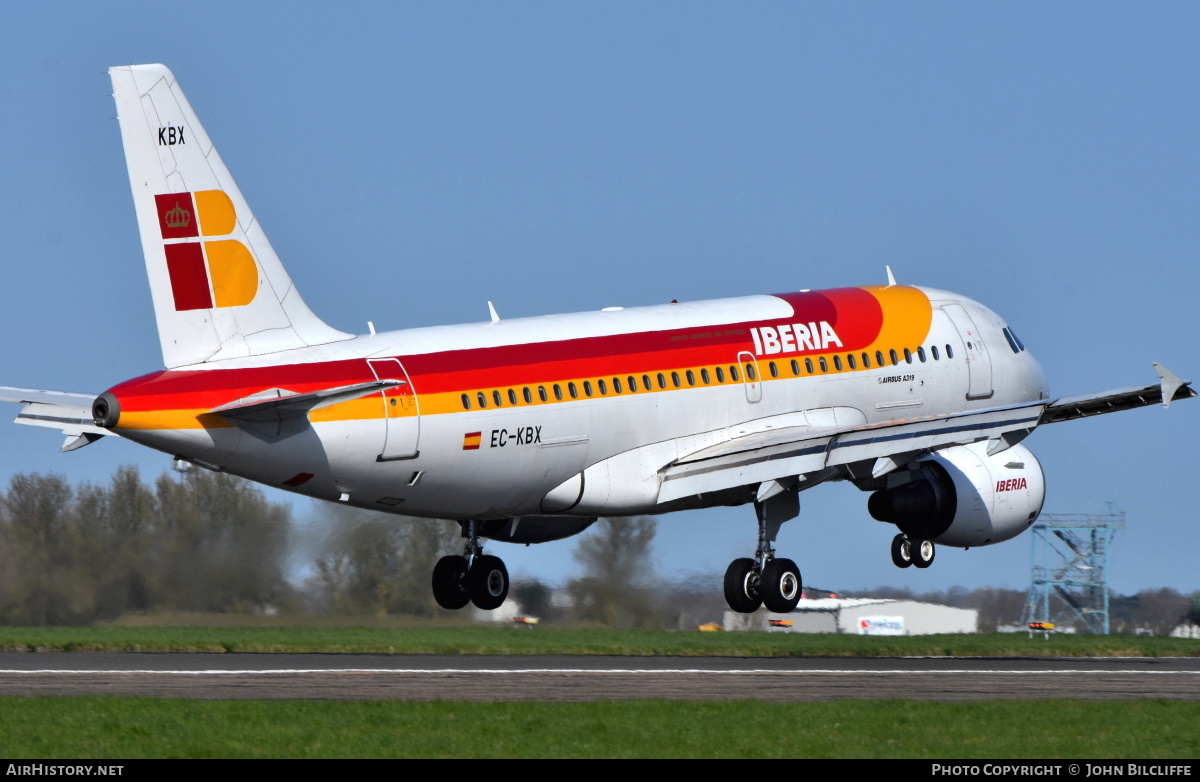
[1152,362,1189,409]
[885,266,897,286]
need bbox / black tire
[469,555,510,610]
[723,558,762,613]
[891,534,913,569]
[432,555,471,609]
[912,538,936,569]
[761,558,802,613]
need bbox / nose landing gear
[432,520,510,610]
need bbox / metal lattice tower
[1022,512,1125,634]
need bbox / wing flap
[1040,364,1195,424]
[658,403,1044,504]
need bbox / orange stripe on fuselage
[107,286,934,431]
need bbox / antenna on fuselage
[488,302,501,323]
[885,266,897,286]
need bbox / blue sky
[1,3,1196,597]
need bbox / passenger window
[553,385,563,401]
[805,358,814,374]
[790,359,799,376]
[862,352,871,368]
[716,366,725,383]
[917,346,926,363]
[583,381,593,397]
[746,364,757,381]
[946,344,954,359]
[700,368,710,384]
[904,348,912,364]
[833,355,843,371]
[876,351,885,367]
[847,353,857,369]
[568,382,578,399]
[819,357,828,372]
[613,377,622,394]
[508,389,518,405]
[931,346,940,361]
[598,379,607,395]
[889,349,898,366]
[671,371,681,388]
[461,394,471,410]
[523,387,533,404]
[686,370,695,386]
[657,373,666,389]
[730,366,740,382]
[493,390,503,407]
[538,386,548,402]
[769,362,778,378]
[477,392,488,409]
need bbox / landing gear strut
[724,491,803,614]
[432,520,510,610]
[891,532,935,569]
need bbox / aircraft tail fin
[109,64,351,368]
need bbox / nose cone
[1027,352,1050,400]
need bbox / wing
[0,386,111,452]
[657,363,1194,504]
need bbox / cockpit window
[1002,326,1026,354]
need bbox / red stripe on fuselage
[108,288,892,410]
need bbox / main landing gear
[724,491,803,614]
[890,533,935,569]
[432,520,510,610]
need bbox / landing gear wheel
[432,555,470,609]
[761,558,802,613]
[912,539,935,569]
[724,558,762,613]
[891,534,913,569]
[469,555,510,610]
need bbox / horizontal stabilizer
[210,380,403,424]
[0,386,111,451]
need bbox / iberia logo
[154,190,258,311]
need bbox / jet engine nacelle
[867,442,1045,547]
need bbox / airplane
[1,64,1194,614]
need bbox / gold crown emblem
[165,202,191,228]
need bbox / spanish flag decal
[462,432,482,451]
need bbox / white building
[725,598,978,635]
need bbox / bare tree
[310,505,460,617]
[568,516,662,628]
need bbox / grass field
[0,697,1197,758]
[0,624,1197,657]
[1,625,1197,758]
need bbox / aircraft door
[942,304,993,400]
[738,351,762,403]
[367,358,420,460]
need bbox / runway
[1,654,1198,701]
